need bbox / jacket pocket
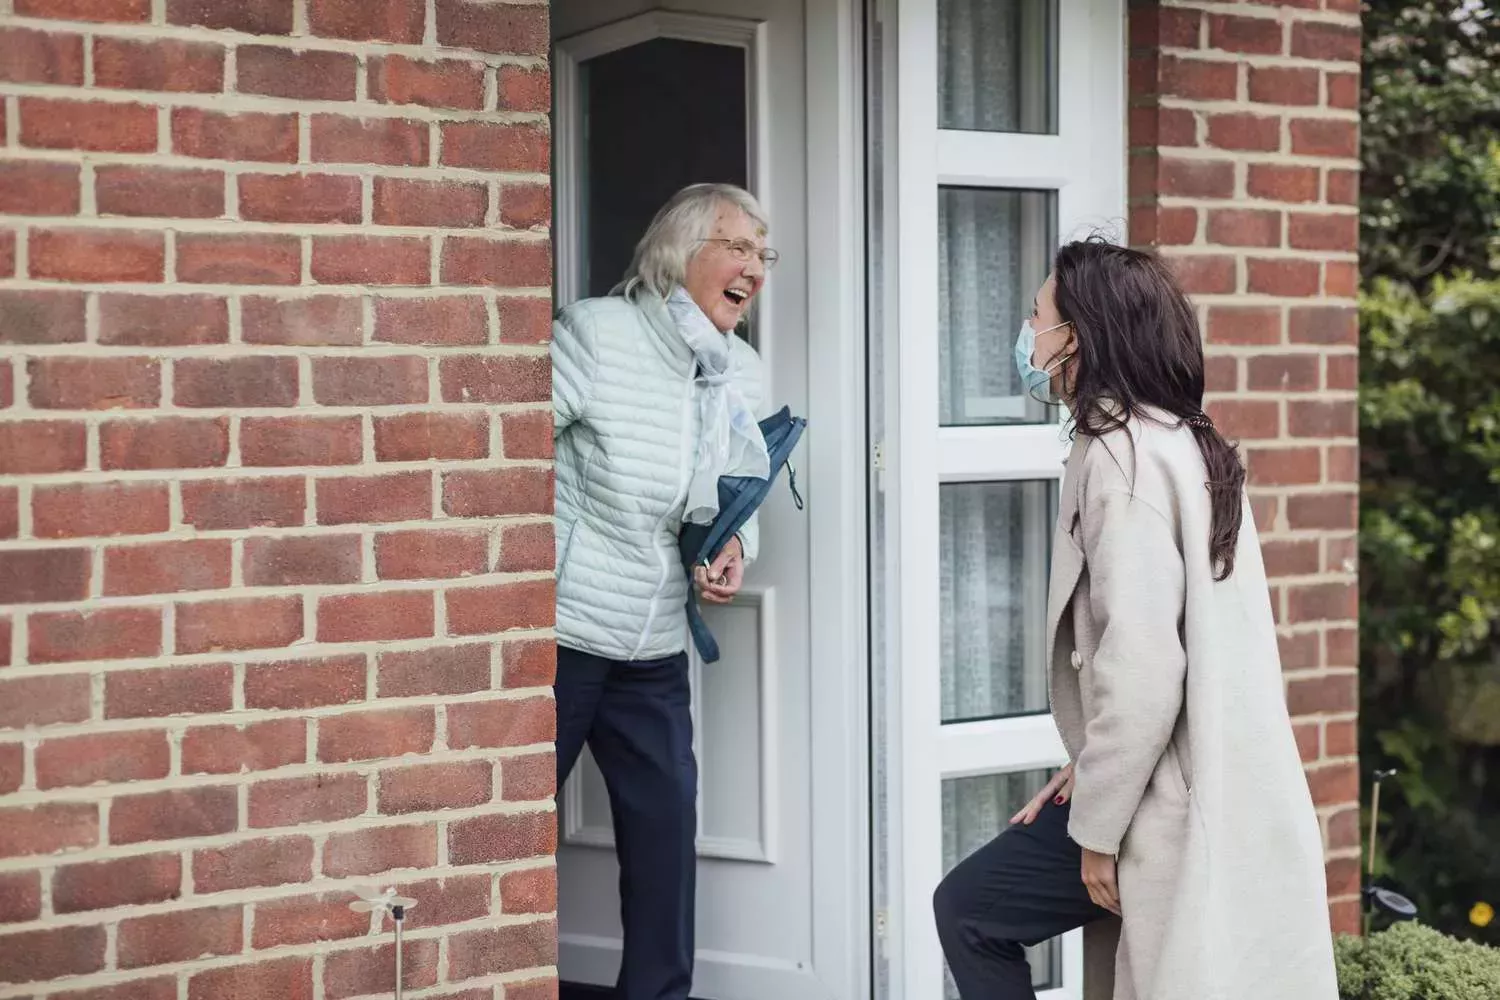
[1164,740,1192,802]
[555,518,581,590]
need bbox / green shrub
[1335,923,1500,1000]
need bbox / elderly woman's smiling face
[683,205,770,333]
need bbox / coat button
[1070,650,1082,670]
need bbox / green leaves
[1335,923,1500,1000]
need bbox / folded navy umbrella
[678,406,806,663]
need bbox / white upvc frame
[881,1,1126,998]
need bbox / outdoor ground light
[349,885,418,999]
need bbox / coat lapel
[1044,434,1087,673]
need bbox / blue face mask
[1014,319,1072,402]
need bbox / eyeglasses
[698,238,780,270]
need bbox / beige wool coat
[1047,413,1338,1000]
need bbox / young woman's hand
[1082,848,1121,915]
[1009,764,1075,825]
[694,536,745,605]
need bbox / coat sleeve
[551,306,598,435]
[731,337,766,566]
[1066,487,1187,856]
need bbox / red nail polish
[1054,795,1065,805]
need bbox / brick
[1168,255,1235,296]
[379,761,493,814]
[182,476,304,529]
[1130,5,1201,47]
[502,410,552,459]
[441,122,550,172]
[104,662,233,717]
[1288,492,1357,531]
[449,696,554,749]
[1290,119,1358,159]
[1278,630,1320,672]
[253,893,370,949]
[447,919,556,980]
[177,595,302,653]
[0,548,90,604]
[376,528,489,579]
[176,233,302,284]
[1205,399,1279,440]
[167,0,293,33]
[1247,258,1320,297]
[1247,354,1319,392]
[99,293,229,349]
[374,874,489,930]
[51,980,179,1000]
[182,718,306,775]
[20,98,155,153]
[436,0,548,54]
[0,289,87,344]
[508,979,559,1000]
[317,591,436,643]
[0,160,81,214]
[1326,169,1358,207]
[54,854,181,913]
[317,471,432,524]
[1326,533,1359,571]
[1290,305,1357,345]
[1290,400,1355,439]
[0,802,98,859]
[103,538,231,597]
[311,114,429,166]
[499,296,551,344]
[376,411,489,461]
[1288,570,1358,622]
[1206,112,1281,153]
[0,740,19,791]
[0,491,13,539]
[1326,71,1359,110]
[378,643,491,697]
[1206,208,1281,248]
[16,0,148,20]
[323,823,437,877]
[499,66,551,114]
[110,787,238,845]
[323,940,439,999]
[370,55,485,110]
[29,357,159,410]
[320,706,434,765]
[28,607,160,663]
[189,958,314,1000]
[249,773,366,828]
[246,655,369,712]
[1327,442,1358,481]
[240,172,362,224]
[244,535,363,587]
[502,752,554,801]
[1158,159,1236,199]
[1160,55,1237,100]
[101,416,228,470]
[193,835,315,893]
[241,416,363,467]
[501,866,556,914]
[0,871,40,922]
[174,356,297,408]
[0,358,9,406]
[375,177,488,228]
[119,906,242,968]
[30,228,164,282]
[172,109,298,163]
[36,729,169,789]
[1207,13,1282,54]
[442,238,551,287]
[499,182,551,229]
[1206,306,1280,346]
[1307,760,1358,808]
[1291,21,1360,61]
[312,235,430,285]
[1246,164,1319,204]
[1130,105,1197,149]
[0,420,87,473]
[311,0,425,42]
[447,579,554,636]
[0,925,106,984]
[443,467,552,517]
[374,295,488,345]
[238,45,357,101]
[244,295,364,346]
[1289,212,1357,252]
[500,522,552,573]
[1248,65,1319,106]
[0,674,91,729]
[94,37,223,93]
[1293,720,1319,762]
[440,355,549,405]
[313,356,429,406]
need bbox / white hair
[616,183,769,299]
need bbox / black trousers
[555,645,697,1000]
[933,800,1111,999]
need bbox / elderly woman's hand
[694,536,745,605]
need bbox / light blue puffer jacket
[551,292,763,661]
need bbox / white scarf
[665,287,770,525]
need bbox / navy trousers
[933,800,1111,999]
[555,645,698,1000]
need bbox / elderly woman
[551,183,776,1000]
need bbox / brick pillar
[0,0,559,994]
[1128,0,1361,933]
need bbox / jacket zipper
[631,369,697,658]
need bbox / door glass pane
[940,480,1056,723]
[938,0,1058,134]
[939,187,1057,427]
[942,770,1063,995]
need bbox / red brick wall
[0,0,559,994]
[1128,0,1361,933]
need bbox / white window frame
[881,1,1126,998]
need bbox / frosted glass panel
[938,0,1058,134]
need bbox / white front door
[550,3,867,999]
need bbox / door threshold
[560,982,716,1000]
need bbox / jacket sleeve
[551,306,598,435]
[1066,487,1187,856]
[732,337,766,566]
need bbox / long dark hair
[1052,236,1247,580]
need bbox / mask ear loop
[1024,342,1076,407]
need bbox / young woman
[933,238,1338,1000]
